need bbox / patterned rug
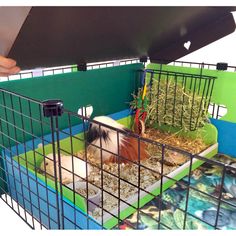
[116,154,236,230]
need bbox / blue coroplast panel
[1,109,131,229]
[2,154,103,229]
[210,118,236,158]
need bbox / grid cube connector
[42,99,64,117]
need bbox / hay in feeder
[130,77,209,131]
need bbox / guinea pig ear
[86,126,100,144]
[101,130,109,142]
[78,105,93,118]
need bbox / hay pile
[38,127,209,220]
[78,150,176,219]
[76,128,208,219]
[146,128,208,156]
[76,188,97,198]
[130,78,209,131]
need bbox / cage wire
[0,62,235,229]
[130,68,217,131]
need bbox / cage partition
[0,62,235,230]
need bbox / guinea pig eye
[45,162,49,166]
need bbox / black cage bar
[132,69,217,131]
[0,84,235,229]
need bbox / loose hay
[80,153,176,219]
[76,128,208,220]
[75,188,97,197]
[38,127,209,221]
[145,127,208,155]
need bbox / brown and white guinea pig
[86,116,148,164]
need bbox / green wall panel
[0,63,143,146]
[0,63,143,194]
[147,63,236,123]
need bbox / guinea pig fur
[40,153,91,184]
[86,116,148,164]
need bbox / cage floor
[115,153,236,230]
[3,109,218,229]
[76,127,212,221]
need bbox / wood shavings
[77,149,177,220]
[35,125,208,221]
[75,126,210,220]
[76,188,97,197]
[163,150,189,166]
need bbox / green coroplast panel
[0,63,143,194]
[0,63,143,148]
[147,63,236,123]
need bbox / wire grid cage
[0,87,235,230]
[132,69,217,131]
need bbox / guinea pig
[40,153,91,184]
[86,116,148,164]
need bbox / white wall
[179,11,236,66]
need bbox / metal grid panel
[0,87,235,229]
[0,60,236,229]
